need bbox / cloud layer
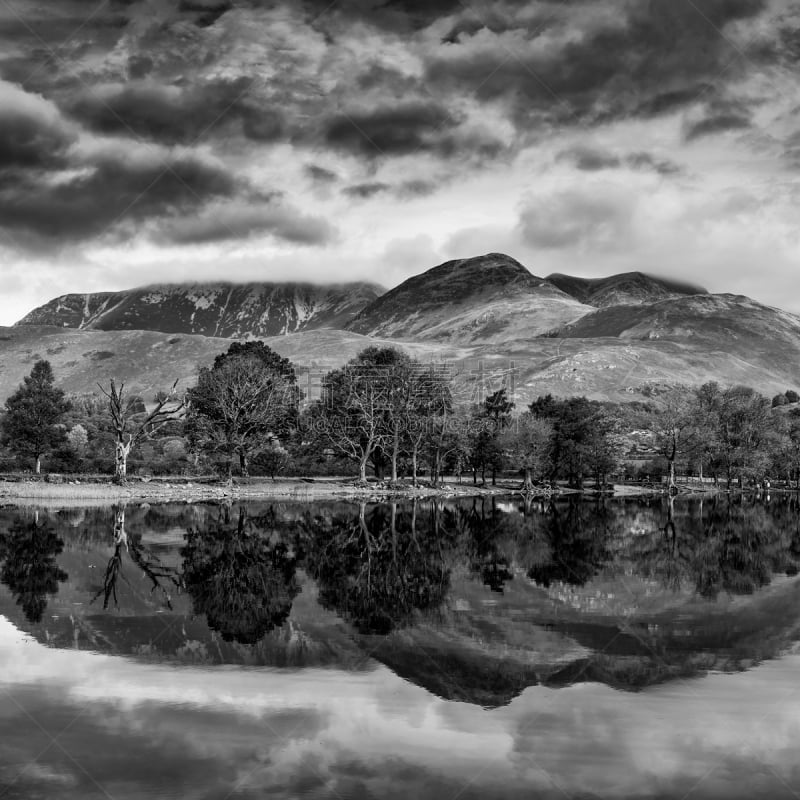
[0,0,799,321]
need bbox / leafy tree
[483,388,515,485]
[648,386,703,491]
[1,360,71,473]
[187,343,299,478]
[714,386,773,486]
[66,424,89,460]
[531,396,614,489]
[498,413,553,490]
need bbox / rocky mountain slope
[5,253,800,404]
[345,253,594,342]
[547,271,707,307]
[16,281,386,338]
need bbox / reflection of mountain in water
[2,495,800,707]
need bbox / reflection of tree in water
[627,496,799,599]
[0,516,68,623]
[93,507,183,611]
[303,502,451,634]
[182,506,299,645]
[445,499,514,593]
[523,498,613,588]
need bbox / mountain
[15,281,386,338]
[554,292,800,373]
[345,253,594,342]
[547,271,707,307]
[5,254,800,404]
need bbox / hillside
[4,255,800,404]
[0,325,466,405]
[553,293,800,377]
[547,271,707,307]
[346,253,594,341]
[16,281,385,338]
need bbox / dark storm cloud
[323,101,504,162]
[425,0,768,127]
[342,182,391,198]
[0,108,74,171]
[64,78,285,145]
[178,0,233,27]
[397,179,437,197]
[556,146,621,171]
[300,0,464,30]
[0,153,237,243]
[324,102,456,157]
[305,164,339,183]
[626,152,683,176]
[342,178,439,199]
[158,203,336,246]
[556,146,683,176]
[685,113,752,141]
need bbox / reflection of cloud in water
[2,617,800,799]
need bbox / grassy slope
[4,286,800,406]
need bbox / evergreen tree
[1,360,71,473]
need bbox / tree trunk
[114,439,132,484]
[411,447,418,487]
[239,451,249,478]
[359,453,368,483]
[668,459,677,493]
[391,430,399,483]
[521,467,534,492]
[491,466,497,486]
[35,455,41,475]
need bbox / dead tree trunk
[99,378,185,485]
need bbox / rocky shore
[0,475,666,507]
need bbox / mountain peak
[344,253,587,341]
[546,271,708,307]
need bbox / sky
[1,0,800,325]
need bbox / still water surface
[1,494,800,799]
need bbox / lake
[1,494,800,799]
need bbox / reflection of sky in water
[1,617,799,800]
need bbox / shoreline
[0,476,670,508]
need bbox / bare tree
[98,379,185,482]
[311,365,391,483]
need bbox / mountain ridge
[6,253,800,404]
[546,271,708,307]
[16,281,386,339]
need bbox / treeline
[1,343,799,487]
